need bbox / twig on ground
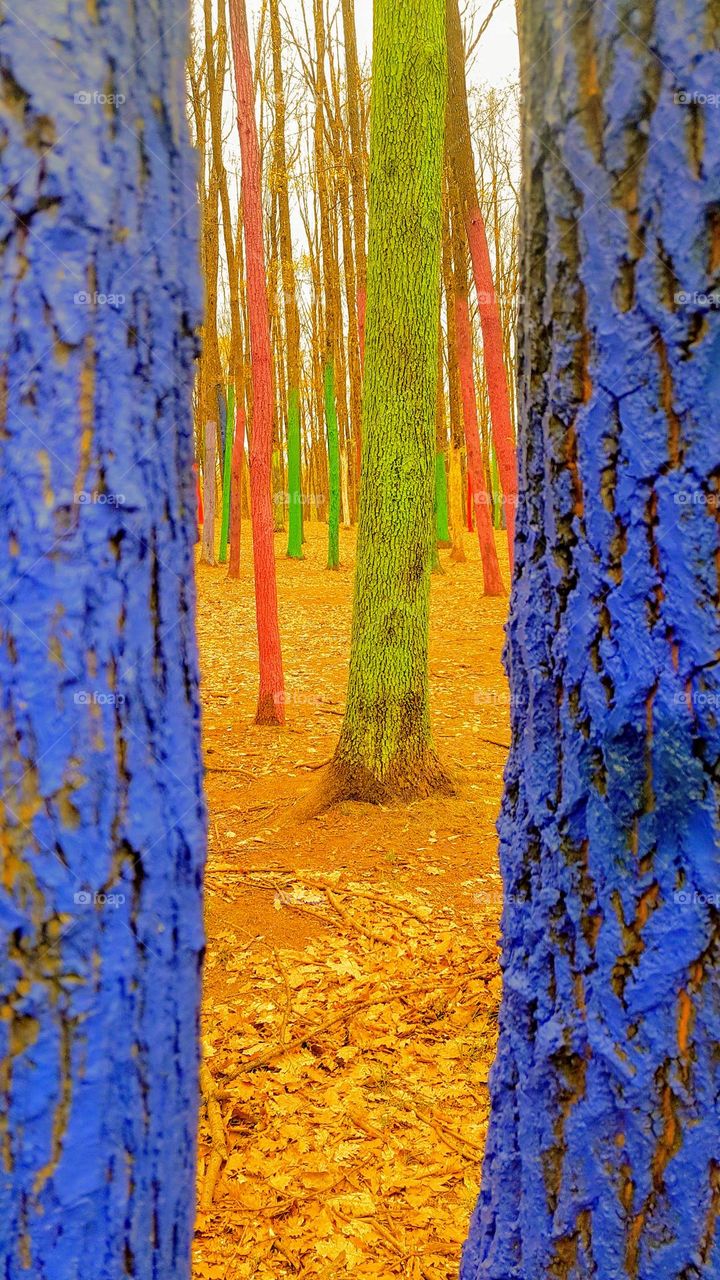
[205,765,255,777]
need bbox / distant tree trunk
[204,0,243,440]
[314,0,341,570]
[325,364,341,566]
[0,2,205,1275]
[267,200,286,536]
[431,343,446,578]
[228,0,285,725]
[450,191,504,596]
[329,43,363,520]
[456,291,503,595]
[462,1,720,1276]
[202,420,217,565]
[435,455,451,546]
[234,210,254,529]
[445,0,517,566]
[219,384,234,562]
[325,0,452,804]
[448,439,467,563]
[201,177,222,482]
[442,200,468,565]
[341,0,368,366]
[215,381,227,513]
[340,446,351,528]
[228,401,245,579]
[188,27,223,531]
[268,0,304,565]
[435,346,451,549]
[195,461,205,530]
[329,196,351,536]
[306,221,328,522]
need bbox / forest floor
[192,521,511,1280]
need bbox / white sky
[246,0,519,90]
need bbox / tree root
[291,752,455,822]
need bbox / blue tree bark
[0,2,204,1277]
[462,1,720,1276]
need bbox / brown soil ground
[193,521,510,1280]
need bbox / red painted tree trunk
[228,403,245,580]
[455,289,504,596]
[465,209,517,555]
[446,0,517,566]
[228,0,285,724]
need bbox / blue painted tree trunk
[462,1,720,1277]
[0,3,204,1278]
[219,384,235,564]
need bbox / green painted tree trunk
[435,452,450,546]
[286,387,303,558]
[201,421,217,566]
[489,437,502,529]
[434,337,451,549]
[327,0,451,803]
[326,363,341,569]
[219,384,234,563]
